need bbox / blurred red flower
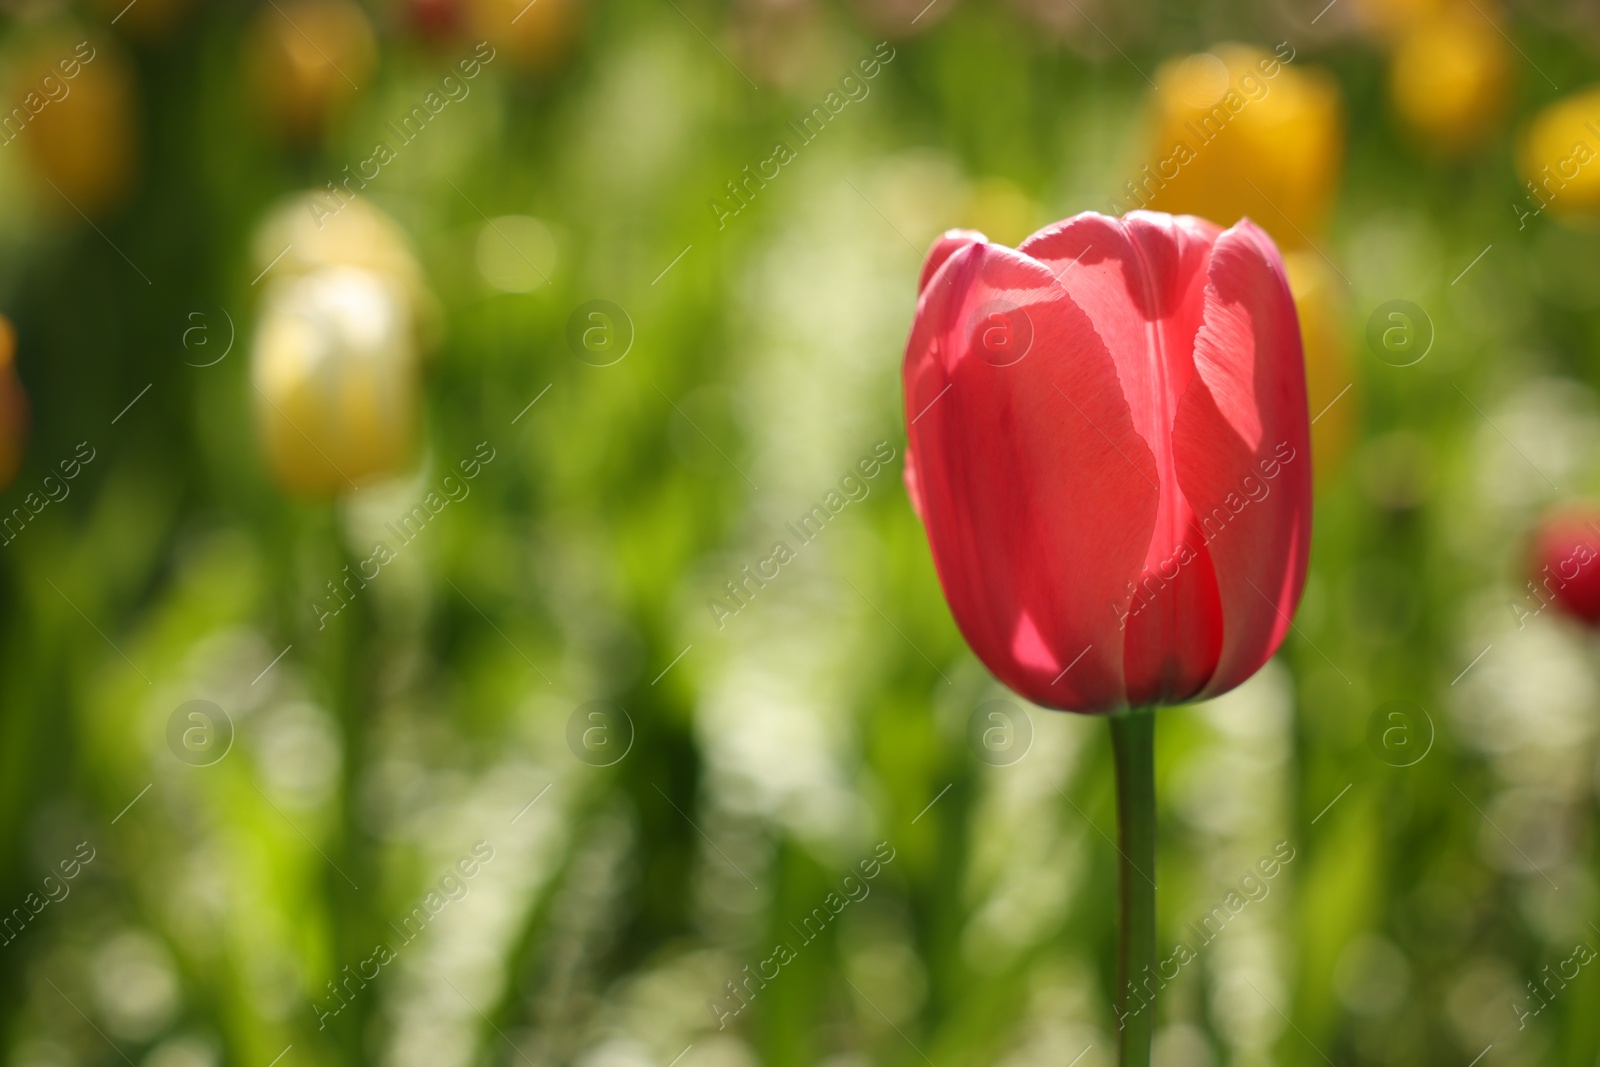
[1527,509,1600,626]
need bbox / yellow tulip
[250,196,430,497]
[1389,7,1510,156]
[1284,251,1358,487]
[246,0,376,143]
[1132,44,1343,250]
[252,267,419,497]
[251,194,434,327]
[11,36,138,218]
[466,0,582,72]
[1351,0,1451,44]
[1515,86,1600,224]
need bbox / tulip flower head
[1517,86,1600,224]
[247,0,377,142]
[903,211,1312,713]
[250,194,431,497]
[1388,7,1510,156]
[1527,509,1600,627]
[17,36,138,218]
[253,266,418,497]
[468,0,581,71]
[1139,45,1343,252]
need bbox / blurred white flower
[92,930,180,1041]
[1333,933,1412,1017]
[144,1035,220,1067]
[253,700,343,809]
[1474,377,1599,513]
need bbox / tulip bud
[1515,87,1600,224]
[1283,251,1357,487]
[1526,509,1600,627]
[1388,7,1510,157]
[246,0,377,143]
[1138,45,1343,251]
[0,317,28,490]
[904,212,1312,712]
[466,0,582,73]
[11,35,138,218]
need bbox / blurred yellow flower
[12,36,139,218]
[252,194,435,330]
[250,196,431,497]
[253,267,419,497]
[1351,0,1451,43]
[1285,251,1357,487]
[1134,43,1344,250]
[466,0,582,72]
[960,176,1037,249]
[1388,7,1510,156]
[247,0,376,143]
[1515,86,1600,225]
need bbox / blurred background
[2,0,1600,1064]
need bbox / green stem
[1110,708,1157,1067]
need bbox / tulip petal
[904,238,1160,712]
[1120,526,1225,706]
[1171,219,1313,699]
[919,229,987,294]
[1020,211,1228,703]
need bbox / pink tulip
[903,210,1313,712]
